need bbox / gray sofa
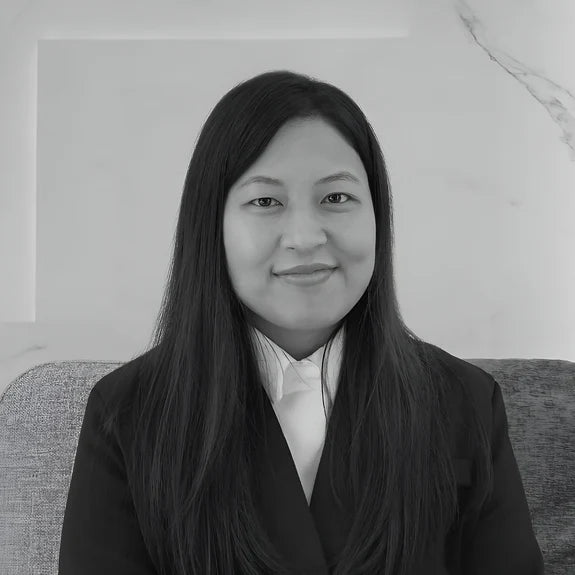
[1,358,574,574]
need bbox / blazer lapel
[253,385,353,574]
[251,381,475,574]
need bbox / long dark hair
[103,70,493,574]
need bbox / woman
[58,70,544,574]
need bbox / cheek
[224,224,256,263]
[225,237,270,290]
[345,234,376,264]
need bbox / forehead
[260,118,359,163]
[233,118,368,189]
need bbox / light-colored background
[1,0,574,399]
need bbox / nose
[279,209,328,248]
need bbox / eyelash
[248,193,352,209]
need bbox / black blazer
[58,347,544,574]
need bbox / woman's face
[223,117,376,359]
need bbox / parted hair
[103,70,493,575]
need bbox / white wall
[1,0,574,397]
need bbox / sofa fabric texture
[0,357,573,574]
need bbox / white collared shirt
[248,324,345,502]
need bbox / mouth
[274,267,336,285]
[274,266,337,276]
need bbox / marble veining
[456,0,575,161]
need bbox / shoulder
[80,347,160,451]
[424,341,495,393]
[89,347,159,420]
[419,341,497,426]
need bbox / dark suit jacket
[58,347,544,574]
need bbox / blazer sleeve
[58,386,158,575]
[461,379,545,574]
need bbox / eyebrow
[238,170,362,189]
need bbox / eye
[249,193,352,209]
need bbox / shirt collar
[248,323,345,405]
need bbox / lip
[276,267,335,286]
[274,264,336,275]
